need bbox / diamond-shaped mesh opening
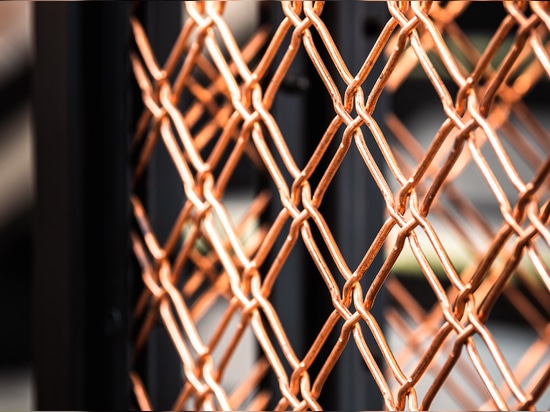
[130,1,550,410]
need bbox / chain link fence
[129,2,550,410]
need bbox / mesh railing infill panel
[129,2,550,410]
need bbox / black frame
[33,2,131,409]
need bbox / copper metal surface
[130,2,550,410]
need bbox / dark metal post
[131,2,184,409]
[33,3,131,409]
[266,0,309,364]
[267,2,389,410]
[328,2,389,411]
[262,4,323,407]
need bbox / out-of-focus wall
[0,0,33,380]
[0,2,32,229]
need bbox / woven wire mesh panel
[129,2,550,410]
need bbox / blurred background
[0,1,32,410]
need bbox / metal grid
[129,2,550,410]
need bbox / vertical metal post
[262,3,331,407]
[131,2,184,409]
[33,2,131,409]
[267,2,388,410]
[266,0,309,365]
[328,2,389,411]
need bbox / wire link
[130,1,550,410]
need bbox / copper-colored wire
[129,1,550,410]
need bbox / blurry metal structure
[33,3,131,409]
[128,1,550,410]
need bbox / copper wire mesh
[129,2,550,410]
